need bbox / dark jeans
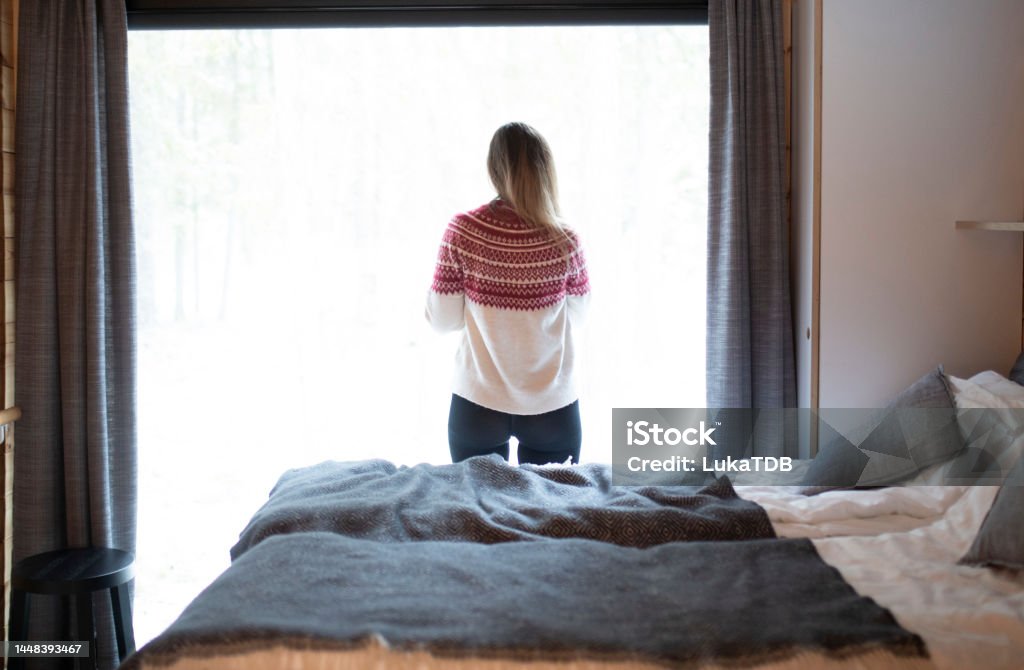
[448,394,582,465]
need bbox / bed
[120,371,1024,670]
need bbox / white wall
[791,0,818,411]
[818,0,1024,407]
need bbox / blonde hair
[487,122,575,251]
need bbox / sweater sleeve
[425,226,466,333]
[566,234,591,326]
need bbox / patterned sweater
[426,200,591,415]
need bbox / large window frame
[126,1,709,29]
[125,4,715,642]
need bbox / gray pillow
[800,366,963,493]
[1009,352,1024,387]
[799,415,871,492]
[960,455,1024,570]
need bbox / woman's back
[426,122,589,465]
[427,199,589,414]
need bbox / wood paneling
[1,0,15,651]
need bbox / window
[128,23,708,643]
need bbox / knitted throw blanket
[125,534,927,669]
[230,455,776,559]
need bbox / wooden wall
[1,0,15,647]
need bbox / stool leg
[110,583,136,660]
[8,589,28,670]
[75,593,97,670]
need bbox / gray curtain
[14,1,136,668]
[706,0,795,411]
[706,0,795,458]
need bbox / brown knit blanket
[230,455,776,559]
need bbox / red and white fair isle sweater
[425,200,591,415]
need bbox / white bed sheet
[737,485,966,538]
[813,485,1024,670]
[742,484,1024,668]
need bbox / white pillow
[947,370,1024,409]
[935,370,1024,482]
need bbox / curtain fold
[706,0,795,456]
[706,0,795,408]
[14,1,136,668]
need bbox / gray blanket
[125,532,927,669]
[231,455,775,559]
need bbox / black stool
[10,547,136,670]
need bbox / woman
[426,122,590,465]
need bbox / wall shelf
[956,220,1024,231]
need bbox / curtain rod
[126,2,709,29]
